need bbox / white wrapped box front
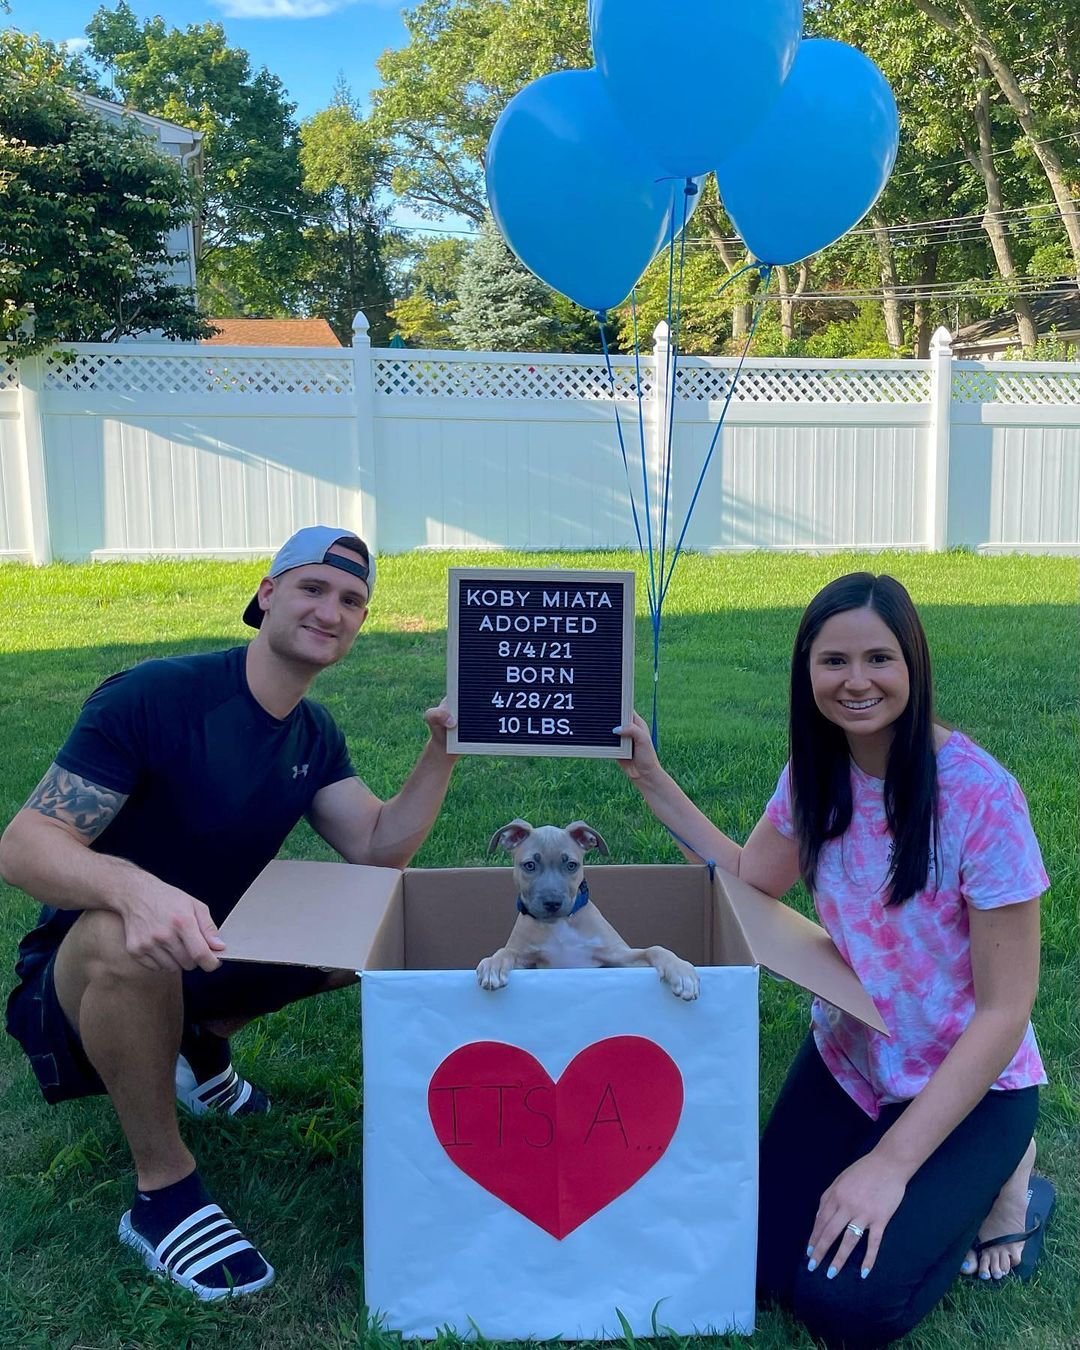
[220,860,885,1342]
[362,966,759,1340]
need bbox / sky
[10,0,475,237]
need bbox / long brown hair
[789,573,938,906]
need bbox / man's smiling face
[257,543,370,669]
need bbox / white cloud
[61,37,91,54]
[213,0,361,16]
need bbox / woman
[616,572,1051,1349]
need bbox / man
[1,526,457,1300]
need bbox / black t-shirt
[21,645,354,952]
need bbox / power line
[377,129,1079,190]
[890,129,1080,179]
[770,277,1076,296]
[382,202,1079,247]
[889,221,1080,249]
[387,221,478,236]
[247,190,1080,248]
[757,280,1077,304]
[376,139,1080,245]
[390,222,478,236]
[859,199,1080,236]
[831,276,1071,293]
[683,198,1080,250]
[384,196,1080,242]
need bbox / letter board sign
[447,568,634,758]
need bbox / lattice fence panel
[42,353,355,397]
[953,367,1080,405]
[373,357,646,401]
[0,358,18,392]
[674,365,931,404]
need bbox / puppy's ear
[488,819,533,854]
[565,821,609,856]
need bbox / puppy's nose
[542,899,562,914]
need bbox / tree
[906,0,1080,284]
[546,292,605,354]
[0,20,109,97]
[299,83,396,344]
[963,58,1037,348]
[811,0,1068,350]
[405,236,469,310]
[369,2,902,350]
[615,236,739,356]
[370,0,1076,354]
[388,291,457,347]
[451,216,560,350]
[86,2,311,315]
[0,34,210,355]
[371,0,588,223]
[388,236,468,346]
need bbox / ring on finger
[846,1223,865,1238]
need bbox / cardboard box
[220,861,885,1340]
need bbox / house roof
[74,92,203,148]
[201,318,342,347]
[953,285,1080,351]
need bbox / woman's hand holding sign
[613,712,662,784]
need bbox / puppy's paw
[476,955,512,991]
[660,959,700,1001]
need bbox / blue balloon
[486,70,700,313]
[590,0,803,179]
[659,175,706,255]
[715,39,900,266]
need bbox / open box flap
[218,860,403,970]
[713,867,889,1036]
[218,859,884,1034]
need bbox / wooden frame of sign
[447,568,634,758]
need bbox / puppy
[476,819,699,1001]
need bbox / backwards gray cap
[243,525,375,628]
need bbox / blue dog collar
[517,878,591,917]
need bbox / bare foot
[962,1137,1036,1280]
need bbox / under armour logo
[292,764,309,779]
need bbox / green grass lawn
[0,550,1076,1350]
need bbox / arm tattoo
[23,764,128,843]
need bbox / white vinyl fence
[1,316,1078,564]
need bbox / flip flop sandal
[972,1174,1056,1284]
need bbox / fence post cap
[653,320,670,347]
[351,311,370,342]
[930,326,953,354]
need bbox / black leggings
[757,1034,1038,1350]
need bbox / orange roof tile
[202,318,341,347]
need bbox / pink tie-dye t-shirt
[765,731,1048,1119]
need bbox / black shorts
[5,918,336,1106]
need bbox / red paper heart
[428,1036,683,1239]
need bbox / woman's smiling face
[808,605,911,748]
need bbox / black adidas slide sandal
[118,1202,275,1300]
